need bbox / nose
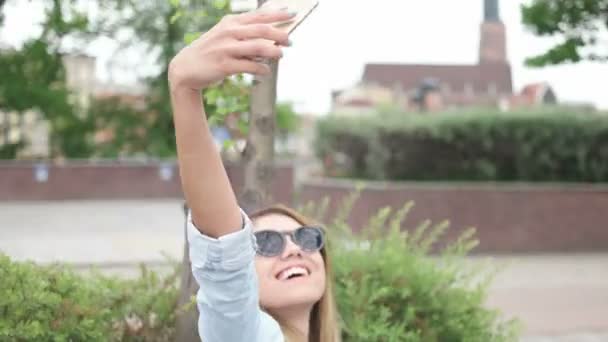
[280,235,302,260]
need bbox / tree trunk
[240,0,277,212]
[239,59,278,212]
[174,1,278,340]
[175,203,200,342]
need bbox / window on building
[465,83,475,97]
[488,83,498,96]
[442,83,451,95]
[24,111,39,125]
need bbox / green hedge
[316,108,608,182]
[0,256,179,341]
[1,202,520,341]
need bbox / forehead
[252,213,302,232]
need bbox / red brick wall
[299,178,608,253]
[0,161,294,205]
[2,162,607,253]
[480,21,507,64]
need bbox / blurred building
[332,0,556,114]
[63,53,97,110]
[0,51,146,159]
[508,82,557,109]
[331,84,402,115]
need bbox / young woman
[168,8,340,342]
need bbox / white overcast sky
[1,0,607,113]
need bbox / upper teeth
[279,266,308,281]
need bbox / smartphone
[261,0,319,35]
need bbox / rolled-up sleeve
[187,209,283,342]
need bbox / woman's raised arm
[168,10,292,238]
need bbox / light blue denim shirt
[187,209,284,342]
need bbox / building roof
[520,82,557,104]
[362,62,513,95]
[521,83,547,100]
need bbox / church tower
[479,0,507,64]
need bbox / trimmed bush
[316,108,608,182]
[0,256,179,341]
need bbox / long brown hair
[250,205,341,342]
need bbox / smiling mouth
[276,266,311,281]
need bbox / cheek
[255,257,279,308]
[312,253,326,286]
[255,257,274,280]
[313,253,324,269]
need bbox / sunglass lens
[294,227,323,252]
[254,230,284,256]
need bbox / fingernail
[288,11,298,17]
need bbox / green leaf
[184,32,201,44]
[208,114,223,127]
[170,10,183,24]
[212,0,229,10]
[238,117,249,135]
[223,139,236,150]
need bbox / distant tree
[0,0,5,24]
[0,0,95,159]
[86,0,253,158]
[522,0,608,66]
[0,0,298,159]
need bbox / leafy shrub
[303,194,521,341]
[0,255,179,341]
[316,108,608,182]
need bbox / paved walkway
[483,253,608,337]
[0,200,185,264]
[1,200,607,340]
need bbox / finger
[228,58,271,76]
[229,24,289,45]
[228,40,283,59]
[237,9,297,25]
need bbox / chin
[283,287,324,306]
[265,293,322,310]
[263,278,325,309]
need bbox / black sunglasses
[253,226,325,257]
